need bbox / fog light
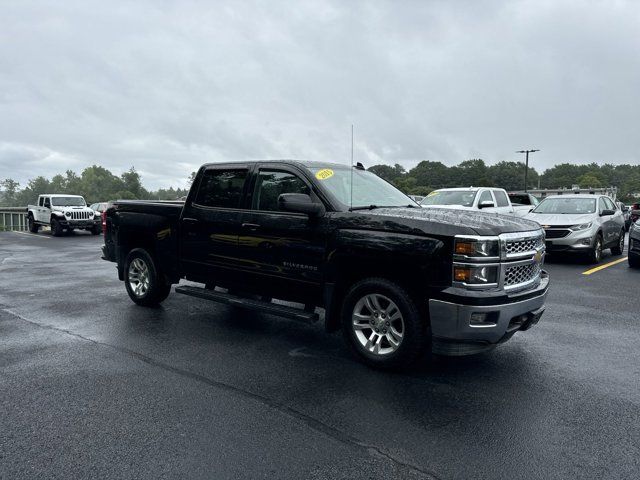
[580,238,592,246]
[470,312,496,327]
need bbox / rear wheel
[611,230,625,256]
[587,234,603,264]
[124,248,171,306]
[28,214,39,233]
[51,218,63,237]
[341,278,428,370]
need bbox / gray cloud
[1,0,639,189]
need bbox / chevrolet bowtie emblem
[533,250,543,263]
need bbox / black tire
[611,230,625,256]
[51,218,63,237]
[587,233,603,264]
[124,248,171,306]
[629,252,640,268]
[28,214,39,233]
[341,277,428,370]
[90,226,101,235]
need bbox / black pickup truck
[103,160,549,369]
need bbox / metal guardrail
[0,207,28,232]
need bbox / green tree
[121,167,148,199]
[487,161,538,191]
[577,173,603,188]
[408,161,451,188]
[452,159,490,187]
[0,179,20,206]
[81,165,123,203]
[394,176,417,193]
[368,164,406,183]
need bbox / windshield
[310,167,415,209]
[51,196,86,207]
[420,190,476,207]
[532,197,596,214]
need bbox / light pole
[516,149,539,192]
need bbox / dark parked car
[629,220,640,268]
[630,203,640,226]
[103,161,549,369]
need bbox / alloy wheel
[128,258,150,298]
[351,293,404,356]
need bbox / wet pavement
[1,230,639,479]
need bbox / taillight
[101,210,107,234]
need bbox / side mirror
[601,209,615,217]
[278,193,325,216]
[478,201,495,209]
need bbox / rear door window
[39,197,44,207]
[493,190,510,207]
[194,169,248,209]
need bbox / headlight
[453,265,499,285]
[570,222,592,231]
[454,238,499,258]
[63,211,71,217]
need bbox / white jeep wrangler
[27,194,101,236]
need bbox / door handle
[241,222,260,231]
[183,217,199,224]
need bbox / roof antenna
[350,124,354,210]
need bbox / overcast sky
[1,0,639,189]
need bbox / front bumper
[58,218,101,228]
[429,272,549,356]
[545,228,596,252]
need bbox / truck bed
[111,200,185,218]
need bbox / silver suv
[525,194,625,263]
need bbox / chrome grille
[505,236,544,255]
[504,262,541,287]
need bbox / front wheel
[51,218,63,237]
[587,234,603,264]
[629,253,640,268]
[341,278,428,370]
[124,248,171,306]
[611,230,625,256]
[28,215,39,233]
[90,226,101,235]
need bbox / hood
[525,212,593,227]
[349,207,542,237]
[51,205,94,214]
[420,204,473,211]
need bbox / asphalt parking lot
[1,230,639,479]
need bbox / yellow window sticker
[315,169,334,180]
[427,191,439,197]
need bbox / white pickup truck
[420,187,518,215]
[27,194,101,236]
